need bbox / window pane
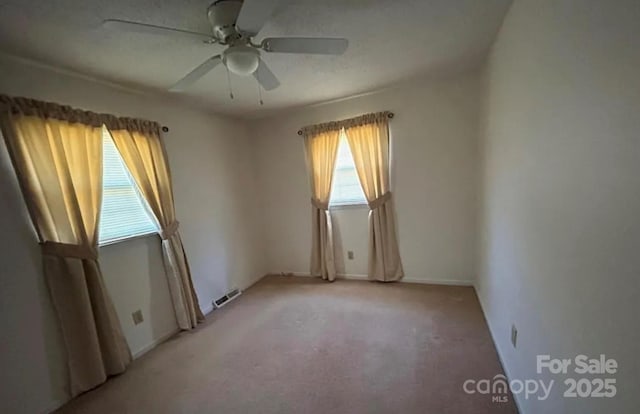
[99,128,158,244]
[329,132,367,206]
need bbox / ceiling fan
[103,0,349,93]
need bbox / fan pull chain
[256,70,264,106]
[225,65,234,99]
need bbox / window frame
[98,127,159,247]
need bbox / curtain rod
[1,94,170,134]
[297,111,394,136]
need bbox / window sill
[329,202,369,210]
[99,230,158,247]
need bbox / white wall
[0,54,266,414]
[251,72,481,284]
[478,0,640,413]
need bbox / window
[329,130,367,207]
[99,128,157,245]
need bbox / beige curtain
[345,120,404,282]
[0,105,131,396]
[107,127,203,329]
[303,129,341,281]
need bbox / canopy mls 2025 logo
[463,354,618,403]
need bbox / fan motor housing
[208,0,244,43]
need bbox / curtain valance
[0,94,161,135]
[299,111,393,136]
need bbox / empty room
[0,0,638,413]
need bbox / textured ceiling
[0,0,511,117]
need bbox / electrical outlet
[347,250,354,260]
[511,324,518,348]
[132,310,144,325]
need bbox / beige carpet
[56,276,517,414]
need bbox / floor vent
[213,288,242,309]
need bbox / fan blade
[103,19,215,42]
[169,55,222,92]
[253,59,280,91]
[261,37,348,55]
[235,0,279,36]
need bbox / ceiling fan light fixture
[223,46,260,76]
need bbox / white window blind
[99,128,157,245]
[329,131,367,207]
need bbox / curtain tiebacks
[160,221,180,240]
[368,191,392,210]
[40,241,98,260]
[310,198,329,211]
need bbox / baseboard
[132,328,180,359]
[403,277,474,286]
[242,273,268,291]
[275,271,473,286]
[473,283,524,414]
[279,271,367,280]
[201,302,215,316]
